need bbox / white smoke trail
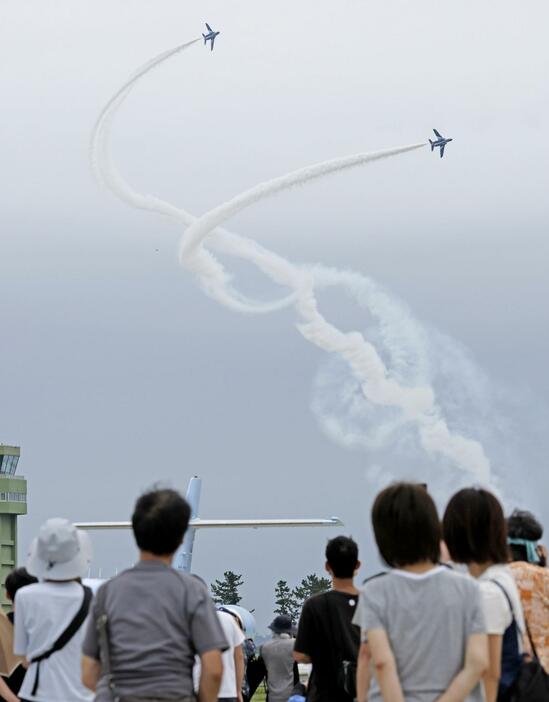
[90,38,297,315]
[179,172,491,483]
[92,39,493,484]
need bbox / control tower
[0,445,27,610]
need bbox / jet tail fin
[429,139,434,151]
[202,34,206,43]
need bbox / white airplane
[75,476,343,572]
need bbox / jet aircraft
[75,476,342,572]
[429,129,453,158]
[202,23,220,51]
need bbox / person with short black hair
[443,488,525,702]
[370,481,441,568]
[354,482,488,702]
[507,509,549,673]
[0,568,38,702]
[4,568,37,604]
[293,536,360,702]
[131,488,191,554]
[82,488,227,702]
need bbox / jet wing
[206,23,213,31]
[433,129,443,138]
[210,36,215,50]
[75,517,343,530]
[440,144,445,158]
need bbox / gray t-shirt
[353,567,486,702]
[82,561,227,701]
[260,634,296,702]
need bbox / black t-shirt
[294,590,360,702]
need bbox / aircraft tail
[202,34,207,44]
[429,139,434,151]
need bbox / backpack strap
[490,579,539,662]
[30,584,93,695]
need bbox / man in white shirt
[14,518,94,702]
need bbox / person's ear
[325,561,332,575]
[354,560,361,574]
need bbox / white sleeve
[480,581,512,635]
[13,591,29,656]
[230,618,245,647]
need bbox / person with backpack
[13,518,94,702]
[81,488,227,702]
[443,488,527,702]
[354,482,488,702]
[293,536,361,702]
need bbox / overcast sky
[1,0,548,630]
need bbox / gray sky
[1,0,548,630]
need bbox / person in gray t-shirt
[82,489,227,702]
[353,482,488,702]
[260,615,297,702]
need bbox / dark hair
[4,567,38,601]
[325,536,359,578]
[371,482,441,568]
[442,488,509,565]
[507,509,544,564]
[132,488,191,555]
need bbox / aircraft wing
[75,517,343,530]
[433,128,443,138]
[440,144,445,158]
[210,36,215,50]
[206,23,213,31]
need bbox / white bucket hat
[26,518,92,580]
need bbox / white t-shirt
[193,610,245,698]
[478,564,524,648]
[14,581,94,702]
[218,612,245,698]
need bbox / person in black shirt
[294,536,361,702]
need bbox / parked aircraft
[429,129,453,158]
[202,23,220,51]
[75,476,343,572]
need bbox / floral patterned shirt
[510,561,549,673]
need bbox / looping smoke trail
[92,40,493,483]
[90,38,297,315]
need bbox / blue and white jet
[202,23,220,51]
[429,129,453,158]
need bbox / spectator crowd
[1,482,549,702]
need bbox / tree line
[210,570,331,621]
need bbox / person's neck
[468,561,495,578]
[331,577,358,595]
[139,551,174,566]
[398,560,438,575]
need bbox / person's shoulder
[303,589,333,609]
[482,565,518,595]
[436,566,474,585]
[478,575,510,610]
[435,567,481,597]
[360,571,389,596]
[14,581,43,603]
[510,561,545,578]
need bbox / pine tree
[210,571,244,605]
[274,580,300,622]
[293,573,331,609]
